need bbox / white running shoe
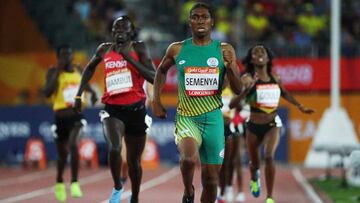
[225,186,234,202]
[235,192,245,202]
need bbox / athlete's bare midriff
[249,111,277,124]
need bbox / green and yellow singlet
[176,38,226,116]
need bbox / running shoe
[235,192,245,202]
[109,187,124,203]
[217,187,221,196]
[70,181,83,198]
[225,186,234,202]
[216,196,225,203]
[128,194,139,203]
[250,169,261,198]
[54,182,66,202]
[182,194,194,203]
[182,185,195,203]
[266,198,275,203]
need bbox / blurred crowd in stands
[9,0,360,106]
[65,0,359,57]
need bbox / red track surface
[0,165,326,203]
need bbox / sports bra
[245,74,283,114]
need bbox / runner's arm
[122,41,156,84]
[275,74,315,114]
[43,67,60,97]
[221,43,242,94]
[75,43,108,97]
[152,42,180,118]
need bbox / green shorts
[175,108,224,164]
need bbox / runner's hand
[222,50,234,69]
[90,93,98,105]
[152,101,167,119]
[242,75,255,91]
[74,97,82,113]
[120,49,131,59]
[298,105,315,114]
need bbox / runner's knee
[127,157,141,168]
[109,146,121,154]
[202,173,218,189]
[58,151,68,161]
[69,141,78,150]
[180,155,197,168]
[264,155,274,164]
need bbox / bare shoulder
[166,41,183,57]
[45,67,57,78]
[47,66,56,71]
[73,64,82,73]
[272,74,281,82]
[96,42,112,57]
[169,41,183,51]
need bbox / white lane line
[0,187,52,203]
[292,168,324,203]
[0,170,55,187]
[100,167,180,203]
[0,170,109,203]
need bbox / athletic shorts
[175,108,224,164]
[53,113,85,141]
[246,115,282,141]
[100,100,147,135]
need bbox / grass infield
[311,178,360,203]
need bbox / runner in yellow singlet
[43,44,97,202]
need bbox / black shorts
[101,100,147,135]
[245,115,282,141]
[54,113,84,141]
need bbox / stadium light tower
[305,0,360,168]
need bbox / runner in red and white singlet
[102,48,146,105]
[74,16,155,203]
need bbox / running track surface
[0,165,329,203]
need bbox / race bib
[184,67,219,96]
[62,85,78,106]
[106,68,133,95]
[256,84,281,108]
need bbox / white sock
[225,186,234,201]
